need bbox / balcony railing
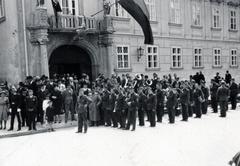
[48,15,97,32]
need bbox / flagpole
[90,0,120,17]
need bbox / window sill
[112,17,130,22]
[212,65,222,69]
[145,67,160,71]
[211,27,222,31]
[229,65,238,68]
[191,25,203,29]
[170,67,183,70]
[229,29,238,32]
[192,66,204,69]
[168,22,183,27]
[0,16,6,23]
[114,68,132,72]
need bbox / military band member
[217,81,230,118]
[8,87,21,131]
[229,78,238,110]
[76,90,92,133]
[166,87,177,124]
[125,86,138,131]
[179,83,189,121]
[156,82,165,123]
[25,89,38,131]
[146,88,157,127]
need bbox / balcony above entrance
[48,15,97,34]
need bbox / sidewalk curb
[0,123,78,139]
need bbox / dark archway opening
[49,45,92,79]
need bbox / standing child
[46,100,55,132]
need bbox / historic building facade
[0,0,240,83]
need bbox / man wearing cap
[75,89,92,133]
[156,82,165,123]
[229,78,238,110]
[201,80,209,114]
[210,79,219,113]
[146,88,157,127]
[217,80,230,117]
[8,87,21,131]
[25,89,38,130]
[125,86,138,131]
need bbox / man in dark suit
[229,78,238,110]
[166,87,177,124]
[179,83,189,121]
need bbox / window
[145,0,156,21]
[230,49,237,67]
[117,46,130,69]
[171,47,182,68]
[212,8,220,28]
[230,10,237,30]
[61,0,79,15]
[170,0,181,24]
[0,0,5,20]
[114,2,128,18]
[194,48,203,68]
[192,1,201,26]
[213,48,221,67]
[146,46,158,68]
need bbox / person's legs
[16,112,21,130]
[9,112,15,130]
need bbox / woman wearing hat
[0,91,9,130]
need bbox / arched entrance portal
[49,45,92,79]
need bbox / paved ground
[0,106,240,166]
[0,115,77,138]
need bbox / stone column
[39,41,49,77]
[28,7,50,77]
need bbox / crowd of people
[0,70,239,133]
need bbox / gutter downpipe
[21,0,29,76]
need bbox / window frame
[113,2,128,18]
[171,47,182,69]
[169,0,181,24]
[213,48,222,67]
[116,45,130,69]
[193,48,203,68]
[230,49,238,67]
[146,45,159,69]
[212,7,220,28]
[0,0,5,23]
[60,0,79,16]
[230,9,237,30]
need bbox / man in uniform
[179,83,189,121]
[25,89,38,131]
[125,86,138,131]
[75,90,92,133]
[156,82,165,123]
[217,80,230,117]
[8,87,21,131]
[229,78,238,110]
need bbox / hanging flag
[118,0,154,45]
[51,0,62,13]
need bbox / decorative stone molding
[28,7,49,44]
[98,34,113,47]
